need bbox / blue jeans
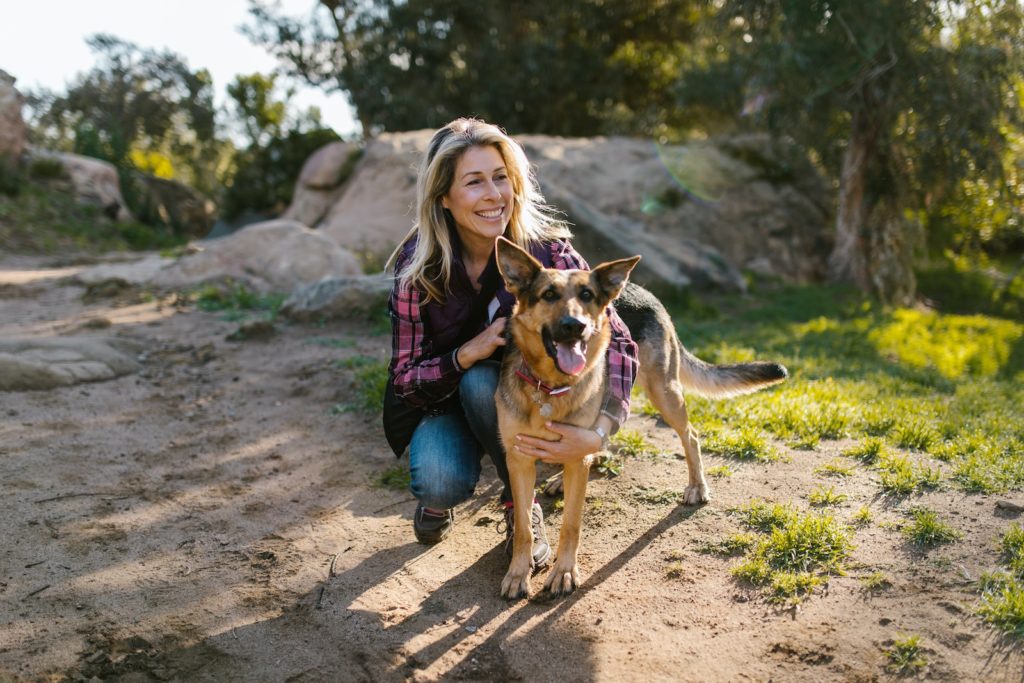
[408,361,512,509]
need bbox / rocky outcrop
[0,337,142,391]
[0,70,26,170]
[281,273,393,322]
[283,141,363,231]
[286,131,833,291]
[27,149,132,221]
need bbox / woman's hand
[514,421,603,464]
[456,317,507,369]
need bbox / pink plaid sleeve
[388,255,461,408]
[550,241,638,431]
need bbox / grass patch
[697,533,756,557]
[842,438,887,464]
[902,508,962,548]
[331,356,389,414]
[194,281,285,321]
[610,429,657,457]
[596,454,622,477]
[731,506,853,603]
[375,464,410,491]
[851,506,873,527]
[885,634,927,674]
[706,464,734,478]
[808,485,848,507]
[703,426,780,462]
[878,454,942,495]
[860,571,891,591]
[976,525,1024,638]
[814,460,854,478]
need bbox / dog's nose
[558,316,587,338]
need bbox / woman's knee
[408,414,481,509]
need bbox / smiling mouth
[542,327,588,376]
[476,207,504,219]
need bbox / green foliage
[221,126,342,220]
[808,485,848,507]
[596,455,622,477]
[843,438,888,465]
[375,464,410,491]
[878,454,942,495]
[706,464,734,479]
[0,179,183,253]
[976,525,1024,638]
[852,506,874,527]
[697,533,755,557]
[734,500,797,533]
[1002,524,1024,577]
[610,429,656,458]
[731,505,853,602]
[860,571,891,591]
[886,635,928,674]
[332,356,389,414]
[814,460,854,478]
[194,281,284,321]
[917,259,1024,320]
[902,508,961,548]
[702,426,779,462]
[245,1,706,137]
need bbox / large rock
[27,149,132,221]
[288,131,832,291]
[283,141,362,229]
[0,70,26,170]
[281,273,393,322]
[0,337,142,391]
[152,219,363,292]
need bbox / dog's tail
[676,342,788,398]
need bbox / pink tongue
[556,341,587,375]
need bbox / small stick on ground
[25,584,51,599]
[34,491,133,504]
[316,552,342,610]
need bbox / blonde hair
[387,118,571,303]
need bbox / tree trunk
[828,107,875,292]
[829,107,917,305]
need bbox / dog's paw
[682,481,710,505]
[501,565,532,600]
[541,472,564,497]
[543,562,581,596]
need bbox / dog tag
[539,402,553,418]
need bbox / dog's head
[496,237,640,377]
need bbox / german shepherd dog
[494,237,787,599]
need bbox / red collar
[515,360,571,396]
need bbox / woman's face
[442,145,514,252]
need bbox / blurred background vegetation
[8,0,1023,309]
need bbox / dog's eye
[541,289,559,302]
[578,288,594,302]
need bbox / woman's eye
[579,289,594,302]
[542,290,559,302]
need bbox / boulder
[27,149,131,221]
[283,141,362,229]
[287,131,832,291]
[0,70,26,170]
[0,336,142,391]
[281,273,393,322]
[153,219,363,292]
[130,172,216,239]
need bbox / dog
[494,237,787,599]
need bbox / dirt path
[1,255,1022,682]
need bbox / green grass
[814,460,855,478]
[976,525,1024,638]
[0,178,185,253]
[851,506,873,527]
[697,533,756,557]
[902,507,962,548]
[860,571,891,591]
[877,454,942,495]
[706,464,734,478]
[885,634,927,674]
[194,281,285,321]
[375,464,410,491]
[331,356,389,414]
[808,485,848,507]
[670,282,1023,497]
[731,504,854,602]
[610,429,657,457]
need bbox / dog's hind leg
[544,459,589,595]
[643,375,709,505]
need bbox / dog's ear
[496,237,542,296]
[591,255,641,303]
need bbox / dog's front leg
[500,452,537,600]
[544,458,589,595]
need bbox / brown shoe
[414,505,453,544]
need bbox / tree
[681,1,1023,303]
[30,34,222,197]
[243,0,702,137]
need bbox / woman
[386,118,638,566]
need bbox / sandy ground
[1,254,1023,682]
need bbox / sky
[0,0,359,137]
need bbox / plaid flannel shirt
[388,238,638,431]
